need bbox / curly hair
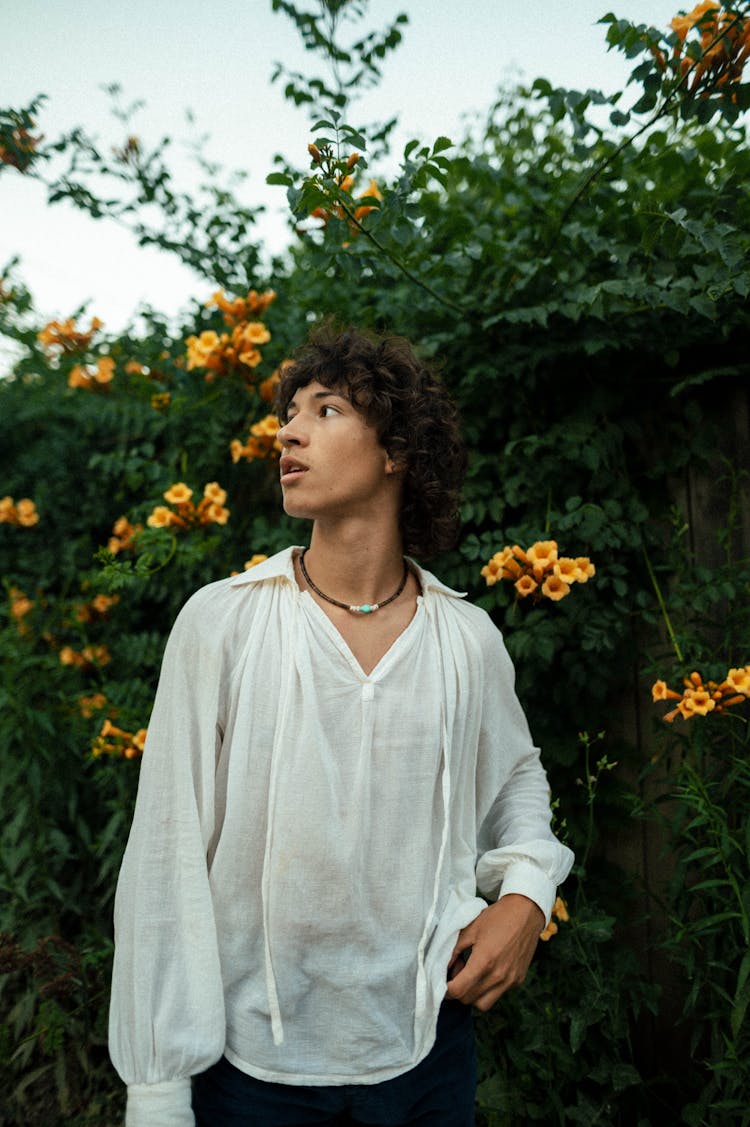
[276,323,466,560]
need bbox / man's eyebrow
[310,389,348,401]
[286,389,348,410]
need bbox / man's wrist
[496,892,545,927]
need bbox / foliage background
[1,2,750,1124]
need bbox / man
[109,326,573,1126]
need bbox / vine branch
[549,9,747,247]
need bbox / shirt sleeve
[109,586,228,1127]
[473,617,574,924]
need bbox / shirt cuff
[126,1078,194,1127]
[497,859,558,925]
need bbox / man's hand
[445,894,545,1012]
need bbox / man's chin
[281,496,313,520]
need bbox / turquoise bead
[360,604,372,614]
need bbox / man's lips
[279,456,308,484]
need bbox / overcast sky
[1,0,680,339]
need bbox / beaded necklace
[299,549,409,615]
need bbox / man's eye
[321,404,338,417]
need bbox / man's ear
[385,452,407,475]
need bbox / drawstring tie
[259,590,297,1046]
[412,606,453,1045]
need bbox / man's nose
[277,416,304,446]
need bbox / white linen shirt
[109,547,574,1127]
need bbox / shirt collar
[228,545,299,587]
[228,545,466,599]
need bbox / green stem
[578,731,601,878]
[12,987,107,1055]
[338,200,464,315]
[682,761,749,942]
[643,545,683,663]
[579,736,595,878]
[145,531,178,573]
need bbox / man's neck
[301,520,406,607]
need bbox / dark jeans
[192,999,476,1126]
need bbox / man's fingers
[446,948,494,1002]
[450,922,477,960]
[447,897,545,1008]
[446,945,472,981]
[446,958,515,1009]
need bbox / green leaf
[266,172,293,187]
[339,125,367,149]
[611,1062,641,1092]
[731,950,750,1038]
[690,911,742,933]
[669,366,743,397]
[689,878,733,893]
[689,294,717,319]
[682,845,723,865]
[569,1009,588,1053]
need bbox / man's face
[277,381,398,522]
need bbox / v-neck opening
[299,590,425,679]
